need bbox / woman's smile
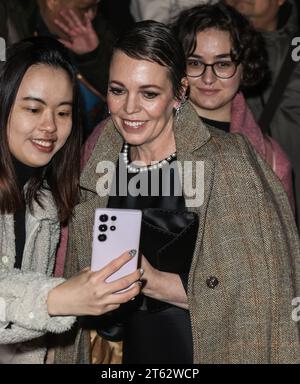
[122,119,148,132]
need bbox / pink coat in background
[231,93,294,209]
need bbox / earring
[175,104,181,121]
[174,95,188,121]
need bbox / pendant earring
[175,104,181,121]
[174,95,187,121]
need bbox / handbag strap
[264,135,276,172]
[258,41,298,134]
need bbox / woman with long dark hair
[0,37,141,363]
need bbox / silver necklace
[122,143,176,173]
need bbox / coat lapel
[175,103,216,296]
[73,118,123,269]
[80,117,123,196]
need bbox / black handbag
[140,208,199,274]
[96,208,199,340]
[140,208,199,312]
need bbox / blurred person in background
[130,0,219,24]
[225,0,300,228]
[0,0,116,139]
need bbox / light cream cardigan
[0,189,75,363]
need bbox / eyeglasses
[186,59,240,79]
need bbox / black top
[12,157,38,269]
[200,115,231,133]
[107,150,194,364]
[108,152,188,292]
[108,157,185,209]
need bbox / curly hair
[172,2,269,88]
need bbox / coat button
[1,256,8,264]
[206,276,219,289]
[28,312,34,319]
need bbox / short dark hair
[172,2,269,88]
[0,36,82,223]
[113,20,186,100]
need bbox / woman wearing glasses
[173,2,294,207]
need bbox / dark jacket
[245,0,300,227]
[54,102,300,364]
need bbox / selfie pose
[55,21,300,364]
[0,37,141,364]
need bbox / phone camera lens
[111,216,117,221]
[110,226,116,231]
[99,214,108,222]
[98,234,107,242]
[99,225,108,232]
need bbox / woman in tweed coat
[0,37,141,363]
[55,21,300,364]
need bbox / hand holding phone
[91,208,142,284]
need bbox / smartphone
[91,208,142,284]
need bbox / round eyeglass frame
[186,60,240,79]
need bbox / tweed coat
[55,102,300,364]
